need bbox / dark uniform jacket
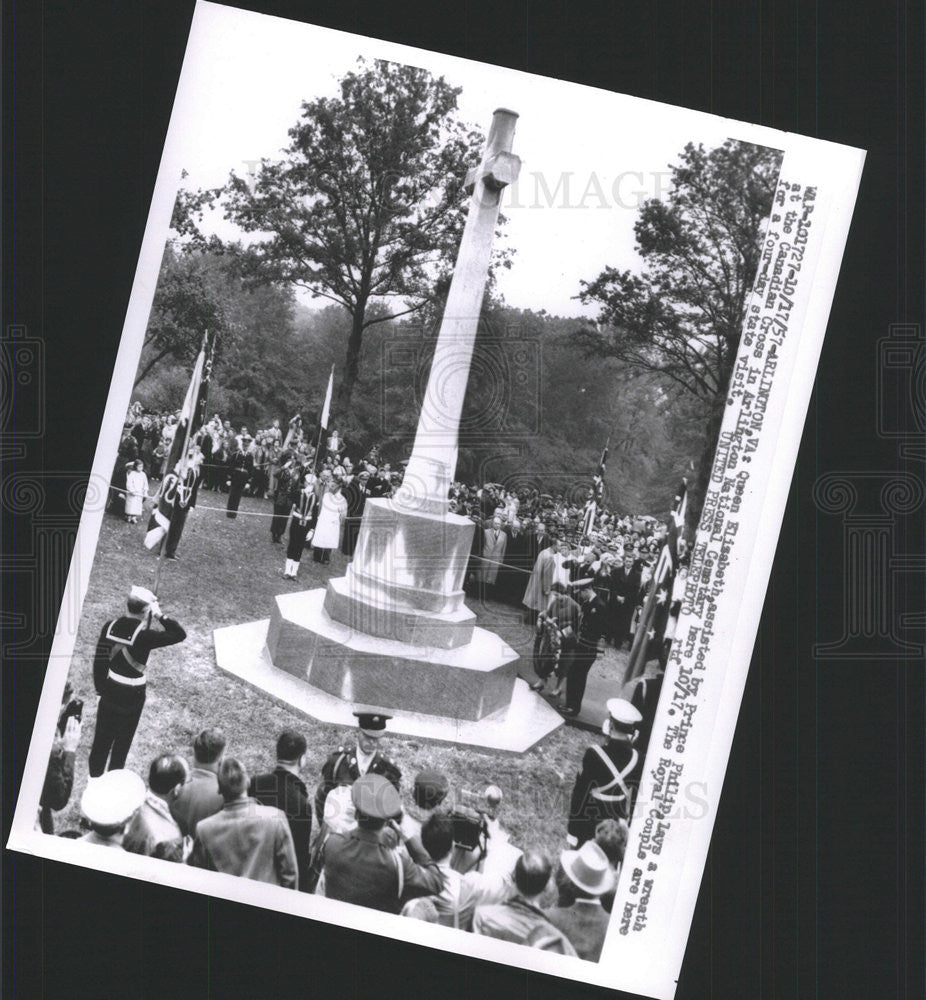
[577,594,608,648]
[568,738,642,845]
[94,615,187,707]
[314,745,402,823]
[322,825,443,913]
[249,767,314,892]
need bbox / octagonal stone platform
[213,615,564,753]
[266,589,516,720]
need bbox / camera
[449,786,504,868]
[57,698,83,736]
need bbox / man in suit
[314,712,402,823]
[611,552,642,650]
[188,757,297,889]
[544,841,615,961]
[340,471,369,558]
[170,729,226,838]
[568,699,644,845]
[472,851,577,955]
[321,773,443,913]
[480,514,509,590]
[562,579,608,717]
[249,730,314,892]
[124,754,187,859]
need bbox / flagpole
[154,331,208,596]
[311,365,335,477]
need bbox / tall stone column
[327,109,522,643]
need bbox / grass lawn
[51,490,631,867]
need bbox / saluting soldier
[313,711,402,824]
[567,699,643,847]
[88,586,187,777]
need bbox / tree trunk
[336,307,365,414]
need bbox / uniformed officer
[320,773,443,912]
[313,711,402,823]
[88,586,187,777]
[567,698,643,846]
[78,768,146,849]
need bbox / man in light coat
[188,757,297,889]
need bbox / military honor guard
[282,473,319,580]
[88,586,187,777]
[314,711,402,823]
[269,452,298,544]
[225,433,254,518]
[567,698,643,846]
[163,449,203,560]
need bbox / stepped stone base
[213,617,564,753]
[324,576,476,650]
[266,589,517,720]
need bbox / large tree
[576,138,783,523]
[220,58,496,411]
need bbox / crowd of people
[42,597,645,963]
[44,397,694,963]
[106,402,685,723]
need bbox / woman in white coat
[312,479,348,565]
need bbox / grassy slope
[53,492,630,862]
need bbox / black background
[4,2,923,998]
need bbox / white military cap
[603,698,643,738]
[128,585,157,608]
[80,769,146,827]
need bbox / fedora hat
[560,840,615,896]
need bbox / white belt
[107,670,146,687]
[590,788,626,803]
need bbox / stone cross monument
[215,110,563,751]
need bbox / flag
[144,332,215,550]
[319,365,334,430]
[582,439,609,537]
[651,479,688,588]
[625,478,688,681]
[312,366,335,472]
[593,441,609,504]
